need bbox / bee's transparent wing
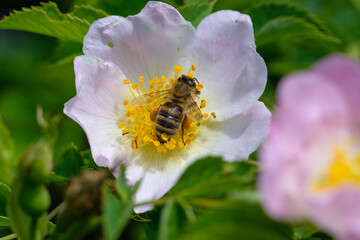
[185,96,203,122]
[130,90,170,106]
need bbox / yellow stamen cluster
[118,63,216,153]
[313,138,360,191]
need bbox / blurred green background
[0,0,359,162]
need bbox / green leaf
[0,216,10,227]
[74,0,146,16]
[115,166,131,203]
[55,144,85,178]
[178,1,216,27]
[226,190,260,204]
[0,182,11,216]
[80,150,100,169]
[0,2,90,43]
[177,201,293,240]
[168,157,223,195]
[184,0,209,4]
[46,172,69,183]
[246,2,340,46]
[71,4,108,24]
[179,175,254,200]
[248,2,331,34]
[129,214,152,222]
[103,187,132,240]
[52,41,83,65]
[293,223,321,240]
[58,216,101,240]
[168,159,257,200]
[0,115,14,185]
[255,16,340,47]
[158,198,179,240]
[74,0,180,16]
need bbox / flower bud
[19,139,53,184]
[65,170,110,216]
[19,183,50,217]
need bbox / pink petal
[83,1,195,82]
[277,71,349,140]
[192,10,267,120]
[64,56,130,169]
[259,115,308,220]
[259,55,360,239]
[313,55,360,123]
[308,188,360,240]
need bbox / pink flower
[64,1,270,213]
[259,55,360,240]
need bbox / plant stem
[0,233,18,240]
[47,201,66,221]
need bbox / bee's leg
[181,118,186,145]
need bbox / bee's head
[178,75,198,88]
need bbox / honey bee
[130,75,203,144]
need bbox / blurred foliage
[0,0,358,239]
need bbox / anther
[178,142,185,149]
[161,133,169,142]
[174,65,184,73]
[164,142,176,150]
[189,134,196,141]
[123,79,131,84]
[131,83,139,90]
[123,99,129,106]
[191,62,196,71]
[153,141,161,147]
[196,83,204,91]
[200,100,206,109]
[131,139,138,150]
[187,72,195,78]
[118,122,126,129]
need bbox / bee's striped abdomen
[156,102,184,143]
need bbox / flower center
[312,137,360,191]
[118,63,216,153]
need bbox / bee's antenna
[194,77,199,84]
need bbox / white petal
[195,101,271,161]
[83,1,195,82]
[191,11,267,120]
[64,56,130,169]
[126,150,201,213]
